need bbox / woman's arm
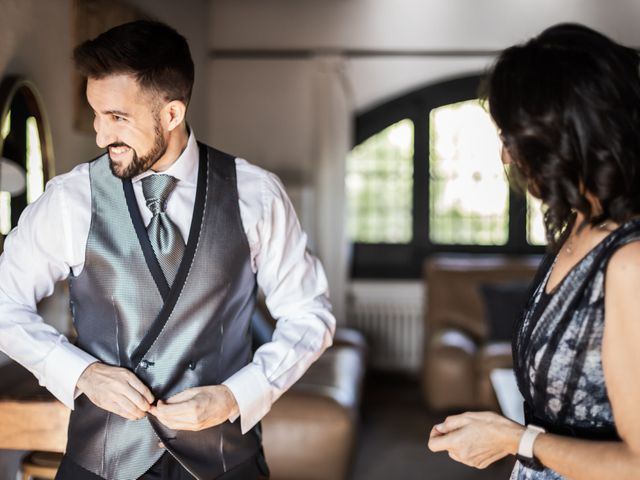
[428,241,640,478]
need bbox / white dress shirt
[0,130,335,434]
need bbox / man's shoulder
[47,162,90,189]
[48,153,108,187]
[43,156,108,205]
[234,157,272,181]
[234,157,287,199]
[198,142,285,198]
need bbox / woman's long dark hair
[484,23,640,247]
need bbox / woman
[428,24,640,479]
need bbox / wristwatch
[516,424,546,471]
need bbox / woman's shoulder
[605,239,640,288]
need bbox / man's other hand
[76,362,155,420]
[149,385,239,431]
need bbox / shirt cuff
[222,364,273,434]
[41,339,98,409]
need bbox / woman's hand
[427,411,524,469]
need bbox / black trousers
[55,451,269,480]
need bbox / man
[0,20,335,480]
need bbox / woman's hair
[483,23,640,246]
[73,20,194,105]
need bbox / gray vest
[67,144,260,480]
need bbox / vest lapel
[122,143,209,369]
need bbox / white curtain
[311,54,353,324]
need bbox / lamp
[0,156,26,196]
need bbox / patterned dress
[509,219,640,479]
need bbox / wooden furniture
[0,363,68,453]
[20,451,63,480]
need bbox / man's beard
[108,122,168,180]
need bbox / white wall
[209,0,640,51]
[207,0,640,159]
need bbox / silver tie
[141,174,185,285]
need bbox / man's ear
[161,100,187,132]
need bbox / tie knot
[141,174,178,215]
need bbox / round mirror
[0,77,55,246]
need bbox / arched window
[347,75,545,278]
[0,77,53,241]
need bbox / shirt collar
[132,128,198,186]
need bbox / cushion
[479,281,531,342]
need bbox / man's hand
[149,385,239,431]
[76,362,155,421]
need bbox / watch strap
[518,424,545,458]
[516,424,546,471]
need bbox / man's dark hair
[483,23,640,247]
[73,20,194,105]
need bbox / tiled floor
[351,372,515,480]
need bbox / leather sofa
[421,255,541,411]
[254,309,367,480]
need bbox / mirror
[0,77,54,249]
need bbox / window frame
[351,74,544,279]
[0,76,54,234]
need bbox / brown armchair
[421,255,541,411]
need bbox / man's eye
[112,115,125,122]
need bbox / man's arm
[0,174,154,419]
[0,177,97,407]
[223,171,335,433]
[151,169,335,433]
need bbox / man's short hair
[73,20,194,105]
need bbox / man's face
[86,74,168,179]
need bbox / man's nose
[94,120,115,149]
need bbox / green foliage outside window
[346,99,546,247]
[347,119,414,243]
[429,100,508,245]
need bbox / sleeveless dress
[509,219,640,479]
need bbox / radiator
[347,281,425,373]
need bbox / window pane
[429,100,508,245]
[347,119,413,243]
[1,110,10,140]
[527,193,547,245]
[26,116,44,203]
[0,192,11,235]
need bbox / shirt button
[140,360,150,369]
